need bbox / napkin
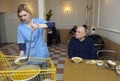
[86,60,96,64]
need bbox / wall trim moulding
[98,26,120,34]
[97,0,120,34]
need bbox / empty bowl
[116,65,120,75]
[15,57,29,65]
[71,57,83,63]
[105,60,117,69]
[43,78,52,81]
[96,60,104,66]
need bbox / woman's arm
[16,43,25,59]
[32,22,54,29]
[18,43,26,56]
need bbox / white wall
[46,0,93,29]
[38,0,47,42]
[0,0,38,43]
[38,0,45,19]
[94,0,120,45]
[0,0,12,13]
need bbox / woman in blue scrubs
[16,4,54,59]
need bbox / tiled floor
[0,43,68,81]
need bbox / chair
[51,30,60,45]
[89,34,105,51]
[97,50,118,60]
[47,29,60,46]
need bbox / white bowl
[15,57,29,65]
[43,78,52,81]
[116,65,120,75]
[108,60,116,66]
[96,60,104,66]
[71,57,83,63]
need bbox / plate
[43,78,52,81]
[71,57,83,63]
[96,60,104,66]
[116,65,120,75]
[86,60,96,64]
[105,64,116,69]
[15,57,29,65]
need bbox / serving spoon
[19,30,33,63]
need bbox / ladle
[19,31,33,63]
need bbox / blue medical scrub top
[17,18,49,58]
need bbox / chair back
[97,50,118,60]
[89,34,105,51]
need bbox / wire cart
[0,51,56,81]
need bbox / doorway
[0,13,6,43]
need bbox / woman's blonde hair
[17,4,32,17]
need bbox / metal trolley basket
[0,51,56,81]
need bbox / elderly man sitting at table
[68,26,96,59]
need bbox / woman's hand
[31,23,48,31]
[16,51,24,59]
[31,23,39,31]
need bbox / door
[4,13,19,43]
[0,13,6,43]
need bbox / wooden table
[63,58,120,81]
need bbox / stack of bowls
[10,65,40,81]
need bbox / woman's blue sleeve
[34,18,54,28]
[45,22,55,28]
[19,43,26,52]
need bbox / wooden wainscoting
[103,37,120,60]
[57,29,70,44]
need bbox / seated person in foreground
[68,26,96,59]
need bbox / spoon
[19,30,33,63]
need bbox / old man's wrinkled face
[75,26,86,40]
